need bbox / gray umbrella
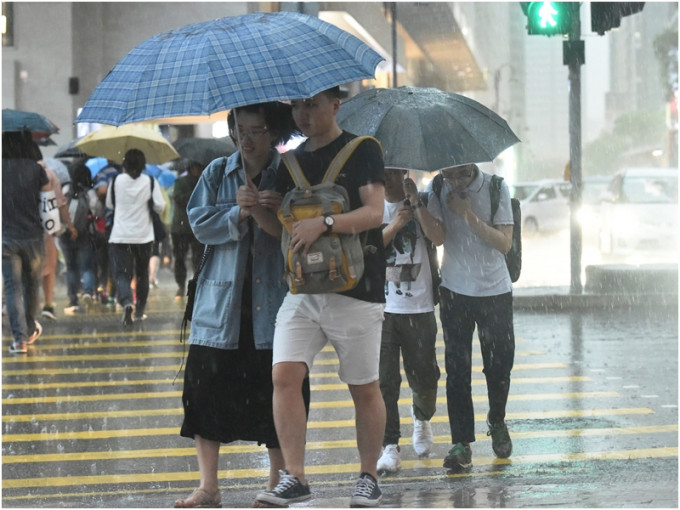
[336,86,520,172]
[55,138,88,159]
[172,137,236,168]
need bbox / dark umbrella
[2,108,59,136]
[172,137,236,168]
[55,138,88,159]
[336,86,520,172]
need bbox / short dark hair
[122,149,146,179]
[321,86,342,99]
[228,102,300,147]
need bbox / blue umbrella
[76,11,383,126]
[144,164,176,188]
[2,108,59,135]
[85,157,110,178]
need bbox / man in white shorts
[255,86,387,508]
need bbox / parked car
[598,167,678,259]
[510,179,571,234]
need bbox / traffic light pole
[566,3,584,294]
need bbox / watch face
[325,216,334,226]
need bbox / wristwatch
[323,214,335,234]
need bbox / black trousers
[439,287,515,444]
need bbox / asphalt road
[2,271,677,508]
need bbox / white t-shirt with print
[383,199,434,314]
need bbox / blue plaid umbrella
[76,11,383,126]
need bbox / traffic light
[591,2,644,35]
[521,2,573,36]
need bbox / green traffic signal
[524,2,573,36]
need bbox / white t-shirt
[383,199,434,314]
[106,173,166,244]
[427,170,513,297]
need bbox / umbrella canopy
[85,157,110,178]
[55,138,88,159]
[172,137,236,167]
[2,108,59,137]
[76,124,180,164]
[75,11,383,126]
[43,157,72,186]
[336,86,521,172]
[144,164,177,188]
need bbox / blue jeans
[2,238,44,343]
[440,288,515,445]
[59,234,95,306]
[109,243,152,316]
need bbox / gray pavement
[2,265,677,508]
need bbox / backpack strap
[490,175,503,221]
[281,152,310,188]
[111,173,118,207]
[281,136,381,187]
[322,136,379,183]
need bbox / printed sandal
[174,488,222,508]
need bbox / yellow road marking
[1,389,617,406]
[2,375,592,391]
[3,424,676,464]
[2,447,676,488]
[1,408,656,441]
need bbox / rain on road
[2,272,677,508]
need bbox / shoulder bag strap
[489,175,503,221]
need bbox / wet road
[2,273,677,508]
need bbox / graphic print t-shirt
[383,200,434,314]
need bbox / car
[510,179,571,235]
[577,175,611,243]
[598,167,678,260]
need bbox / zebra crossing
[2,301,677,507]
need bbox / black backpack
[432,173,521,282]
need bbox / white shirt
[383,199,434,314]
[428,170,513,297]
[106,173,166,244]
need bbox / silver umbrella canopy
[336,86,520,172]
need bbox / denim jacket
[186,150,288,350]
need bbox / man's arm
[445,193,513,254]
[402,178,446,246]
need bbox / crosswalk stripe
[2,408,655,441]
[3,446,676,489]
[1,389,618,406]
[3,425,676,464]
[1,375,593,391]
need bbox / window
[2,2,13,47]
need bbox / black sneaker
[349,472,382,508]
[255,469,311,507]
[122,305,134,326]
[41,305,57,321]
[443,442,472,471]
[487,414,513,458]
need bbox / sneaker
[175,287,185,301]
[411,409,434,457]
[487,414,513,458]
[27,321,42,345]
[443,442,472,471]
[81,293,93,308]
[134,313,148,322]
[350,472,382,508]
[255,469,311,506]
[122,305,134,326]
[9,341,27,354]
[150,279,159,289]
[377,444,401,473]
[41,305,57,321]
[63,305,80,316]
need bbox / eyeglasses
[441,169,474,182]
[233,127,269,140]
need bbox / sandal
[174,488,222,508]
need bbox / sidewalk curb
[514,289,678,312]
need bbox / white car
[511,179,571,235]
[598,168,678,260]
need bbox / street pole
[391,2,398,88]
[566,3,584,294]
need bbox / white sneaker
[412,410,434,457]
[377,444,401,473]
[63,305,80,316]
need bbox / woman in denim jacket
[175,102,309,508]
